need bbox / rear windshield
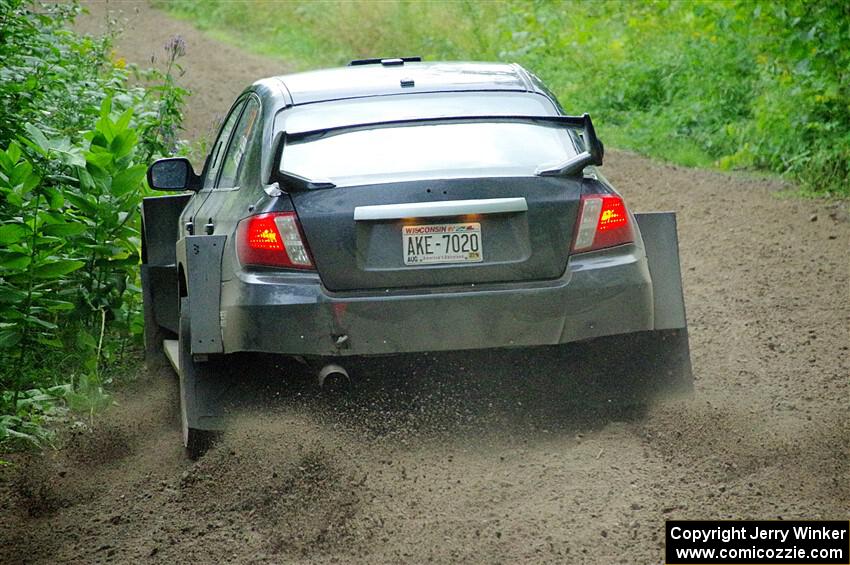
[280,122,579,187]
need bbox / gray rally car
[141,58,692,453]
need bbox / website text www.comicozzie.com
[673,545,843,562]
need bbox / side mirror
[147,158,201,191]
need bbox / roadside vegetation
[163,0,850,196]
[0,0,186,450]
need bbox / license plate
[402,223,483,265]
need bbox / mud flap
[141,265,170,367]
[140,194,191,365]
[636,212,687,331]
[178,299,229,445]
[176,235,226,355]
[173,236,228,444]
[541,329,690,412]
[591,330,693,404]
[627,212,694,395]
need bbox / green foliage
[725,1,850,194]
[0,0,187,450]
[0,139,81,361]
[163,0,850,195]
[1,386,70,447]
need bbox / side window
[217,97,261,189]
[202,100,245,188]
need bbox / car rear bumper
[219,244,653,356]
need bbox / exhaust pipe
[317,364,351,390]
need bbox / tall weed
[0,0,187,448]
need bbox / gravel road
[2,2,848,563]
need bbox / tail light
[571,193,634,253]
[236,212,314,269]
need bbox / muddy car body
[141,59,692,452]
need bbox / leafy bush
[0,0,187,449]
[164,0,849,195]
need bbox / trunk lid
[290,177,582,292]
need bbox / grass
[158,0,850,198]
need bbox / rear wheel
[178,298,221,458]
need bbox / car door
[194,96,262,234]
[179,98,246,238]
[194,96,263,280]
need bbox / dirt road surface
[2,2,848,564]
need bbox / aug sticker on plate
[403,223,483,265]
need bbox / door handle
[204,219,215,235]
[185,220,194,235]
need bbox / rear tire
[178,298,221,458]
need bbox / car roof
[261,61,539,106]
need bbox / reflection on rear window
[281,122,578,186]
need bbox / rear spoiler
[348,56,422,66]
[271,113,605,190]
[534,113,604,177]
